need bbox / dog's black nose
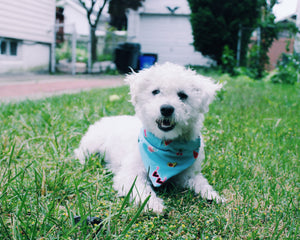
[160,104,174,117]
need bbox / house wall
[59,1,89,36]
[0,0,55,43]
[0,0,55,73]
[127,0,213,66]
[0,42,51,73]
[267,37,294,70]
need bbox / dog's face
[126,62,222,140]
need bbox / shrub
[221,45,237,75]
[271,53,300,84]
[247,44,267,79]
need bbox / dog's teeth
[156,118,175,131]
[162,119,171,126]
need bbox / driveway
[0,73,125,102]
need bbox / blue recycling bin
[139,54,158,69]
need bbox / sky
[273,0,299,21]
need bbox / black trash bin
[114,43,141,73]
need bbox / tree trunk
[90,26,97,62]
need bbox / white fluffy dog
[75,62,225,213]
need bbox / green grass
[0,74,299,239]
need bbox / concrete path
[0,73,125,102]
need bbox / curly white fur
[75,62,225,213]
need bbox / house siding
[0,0,55,43]
[127,0,213,66]
[0,0,55,73]
[140,0,191,14]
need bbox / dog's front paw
[214,195,226,204]
[74,148,86,164]
[202,190,226,204]
[146,196,165,214]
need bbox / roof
[277,14,297,24]
[138,0,191,15]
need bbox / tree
[108,0,144,30]
[188,0,264,65]
[248,1,279,78]
[248,0,298,78]
[78,0,144,72]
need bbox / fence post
[51,24,56,73]
[236,24,242,67]
[71,24,77,75]
[87,27,92,73]
[256,26,261,65]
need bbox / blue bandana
[138,129,201,187]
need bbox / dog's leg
[74,140,98,165]
[177,172,225,203]
[115,176,165,213]
[189,173,225,203]
[112,156,165,213]
[74,122,105,164]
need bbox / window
[0,40,7,54]
[10,41,17,56]
[0,39,18,56]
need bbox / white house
[127,0,213,66]
[0,0,55,73]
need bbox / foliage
[247,1,298,79]
[271,53,300,84]
[56,42,88,63]
[247,1,278,79]
[0,73,299,238]
[108,0,145,30]
[188,0,298,78]
[188,0,263,65]
[247,44,266,79]
[221,45,237,75]
[97,53,113,62]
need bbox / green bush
[55,43,88,63]
[221,45,237,75]
[271,53,300,84]
[97,53,113,62]
[247,44,267,79]
[76,48,88,63]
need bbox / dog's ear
[124,71,139,106]
[194,76,223,113]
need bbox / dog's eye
[152,89,160,95]
[177,91,188,101]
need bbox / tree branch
[78,0,93,27]
[78,0,109,28]
[93,0,109,28]
[78,0,88,11]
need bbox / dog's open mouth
[156,118,176,131]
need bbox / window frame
[0,38,20,58]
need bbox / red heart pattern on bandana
[164,140,172,146]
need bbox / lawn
[0,73,299,239]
